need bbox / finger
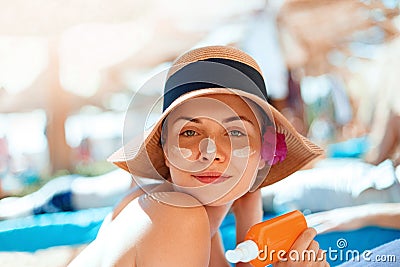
[290,227,317,252]
[307,240,320,253]
[316,248,324,260]
[317,249,329,266]
[300,240,319,262]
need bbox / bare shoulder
[112,182,206,219]
[126,191,210,266]
[111,182,161,220]
[70,190,210,267]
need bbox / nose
[199,137,226,162]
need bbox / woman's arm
[231,189,263,267]
[209,231,231,267]
[366,203,400,229]
[306,203,400,234]
[232,189,263,243]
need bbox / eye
[229,130,245,137]
[181,130,198,137]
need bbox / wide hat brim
[108,87,323,189]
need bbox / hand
[274,228,329,267]
[305,206,369,234]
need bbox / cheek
[232,146,255,158]
[230,133,261,160]
[170,145,193,159]
[229,152,261,176]
[169,167,189,186]
[170,136,203,160]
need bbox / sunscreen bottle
[225,210,307,267]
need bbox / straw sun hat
[108,45,323,189]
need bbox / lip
[192,172,232,184]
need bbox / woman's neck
[204,202,233,237]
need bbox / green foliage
[74,161,116,177]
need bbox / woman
[69,46,326,266]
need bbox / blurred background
[1,0,399,196]
[0,0,400,265]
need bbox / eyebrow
[173,116,254,126]
[173,116,201,124]
[222,116,254,125]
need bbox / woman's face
[162,94,266,206]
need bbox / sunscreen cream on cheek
[232,146,255,158]
[171,145,192,158]
[225,210,307,267]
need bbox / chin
[205,189,248,206]
[171,177,253,206]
